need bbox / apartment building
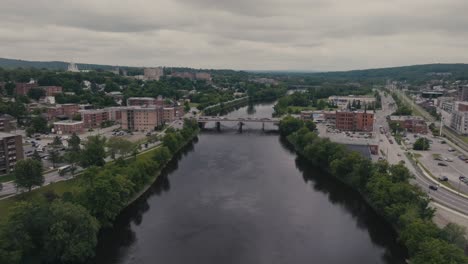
[127,97,165,107]
[80,109,110,128]
[144,67,164,81]
[162,106,185,123]
[458,85,468,101]
[0,132,23,175]
[328,96,376,109]
[0,114,16,132]
[40,86,63,96]
[389,116,428,134]
[121,106,163,131]
[15,82,38,96]
[46,104,80,120]
[195,72,212,82]
[335,111,374,132]
[54,120,85,134]
[450,102,468,135]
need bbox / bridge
[196,116,281,132]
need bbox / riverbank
[279,117,468,263]
[0,120,200,263]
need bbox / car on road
[437,162,448,166]
[459,176,466,181]
[448,148,455,152]
[429,185,439,191]
[438,176,449,181]
[434,157,443,161]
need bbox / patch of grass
[0,179,78,222]
[432,153,441,159]
[462,136,468,144]
[0,174,15,183]
[189,103,199,108]
[413,153,422,158]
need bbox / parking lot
[317,122,378,146]
[407,133,468,193]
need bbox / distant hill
[0,57,124,71]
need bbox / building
[46,104,80,120]
[436,97,455,113]
[0,114,16,132]
[389,116,428,134]
[450,102,468,135]
[328,96,376,109]
[458,85,468,101]
[171,71,196,80]
[80,109,110,128]
[0,132,23,175]
[456,101,468,112]
[195,72,212,82]
[15,82,38,96]
[335,111,374,132]
[162,106,185,123]
[144,67,164,81]
[121,106,163,131]
[54,120,84,134]
[40,86,63,96]
[126,96,165,107]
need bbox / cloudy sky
[1,0,468,71]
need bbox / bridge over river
[196,116,281,132]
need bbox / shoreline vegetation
[0,119,200,264]
[278,116,468,264]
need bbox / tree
[153,146,172,166]
[106,137,135,159]
[4,82,15,96]
[412,238,468,264]
[413,138,430,151]
[80,135,107,167]
[31,150,42,162]
[184,101,190,112]
[13,159,44,191]
[43,201,99,263]
[440,223,467,249]
[162,133,179,153]
[64,151,80,176]
[48,149,61,168]
[51,136,63,148]
[27,88,45,101]
[29,116,48,134]
[279,116,304,136]
[68,133,81,152]
[304,120,316,131]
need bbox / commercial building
[144,67,164,81]
[458,85,468,101]
[0,132,24,175]
[0,114,16,132]
[121,106,163,132]
[15,82,38,96]
[389,116,428,134]
[328,96,376,109]
[53,120,84,134]
[335,111,374,132]
[80,109,110,128]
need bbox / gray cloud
[1,0,468,70]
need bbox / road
[379,90,468,216]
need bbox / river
[94,102,407,264]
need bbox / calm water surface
[94,102,407,264]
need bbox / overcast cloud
[1,0,468,71]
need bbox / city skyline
[2,0,468,71]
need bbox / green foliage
[80,135,107,167]
[279,116,304,136]
[27,87,46,100]
[413,138,430,151]
[28,116,48,135]
[68,133,81,152]
[13,159,44,191]
[106,137,135,159]
[280,117,468,263]
[48,149,62,168]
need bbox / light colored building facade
[121,106,164,131]
[0,114,16,132]
[144,67,164,81]
[54,120,84,134]
[328,96,376,109]
[41,86,63,96]
[0,132,24,175]
[458,85,468,102]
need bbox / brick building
[389,116,428,134]
[46,104,80,120]
[40,86,63,96]
[54,120,84,134]
[15,82,38,96]
[458,85,468,101]
[127,97,165,107]
[0,114,16,132]
[162,106,185,123]
[335,111,374,132]
[0,132,23,175]
[144,67,164,81]
[79,109,110,128]
[121,106,163,131]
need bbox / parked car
[459,176,466,181]
[448,148,455,152]
[437,162,448,167]
[434,157,443,161]
[429,185,439,191]
[438,176,449,181]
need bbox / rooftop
[0,132,19,139]
[54,120,84,125]
[389,115,425,121]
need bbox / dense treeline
[0,119,200,263]
[279,117,468,264]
